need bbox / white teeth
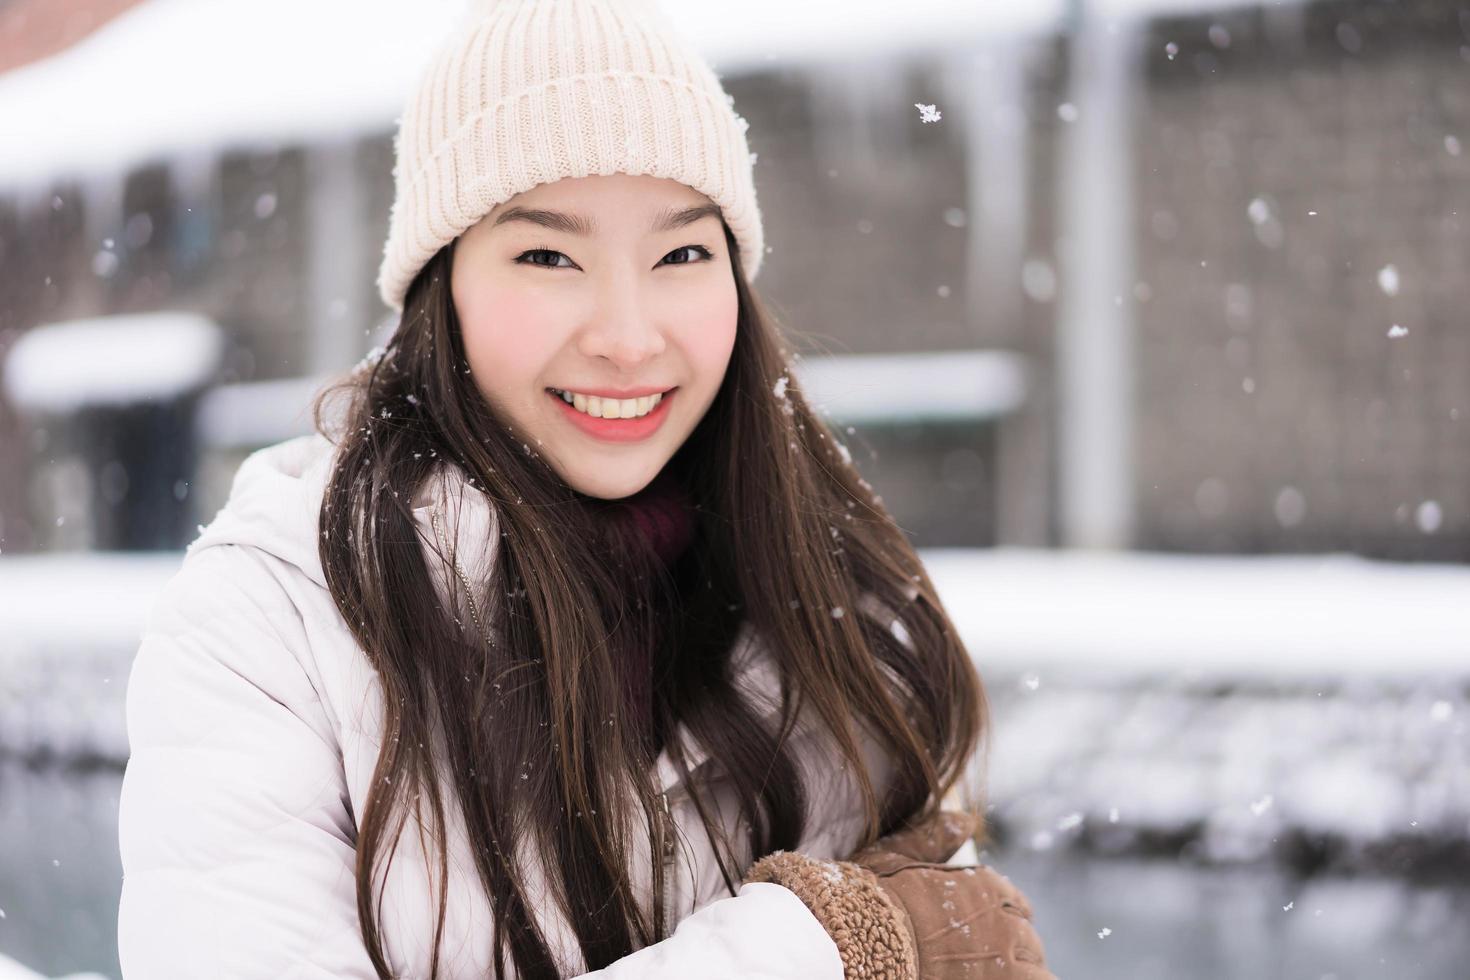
[552,389,665,419]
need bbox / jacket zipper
[658,789,678,933]
[429,507,490,647]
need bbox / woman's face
[451,174,739,500]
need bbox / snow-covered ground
[1,546,1465,864]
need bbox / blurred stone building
[0,0,1465,559]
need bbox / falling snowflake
[772,375,789,398]
[1387,324,1408,339]
[1097,927,1112,939]
[1377,264,1400,296]
[914,103,942,124]
[1282,901,1294,912]
[1250,794,1274,816]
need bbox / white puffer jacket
[116,432,905,979]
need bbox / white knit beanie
[376,0,765,313]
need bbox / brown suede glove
[746,809,1055,980]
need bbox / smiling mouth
[545,387,677,444]
[547,387,672,420]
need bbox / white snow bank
[2,546,1465,678]
[983,680,1470,862]
[3,313,224,413]
[1,546,1465,765]
[924,548,1470,680]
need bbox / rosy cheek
[453,291,544,414]
[684,291,738,377]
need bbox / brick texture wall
[1133,0,1470,560]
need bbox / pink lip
[548,388,676,443]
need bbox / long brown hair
[310,222,987,979]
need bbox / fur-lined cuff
[746,851,917,980]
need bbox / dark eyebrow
[490,203,722,236]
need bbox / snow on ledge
[3,313,224,413]
[797,349,1028,424]
[922,547,1470,680]
[0,547,1463,681]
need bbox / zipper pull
[659,791,676,860]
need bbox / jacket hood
[187,432,483,593]
[186,432,341,589]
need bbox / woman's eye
[514,245,712,269]
[660,245,714,266]
[515,248,576,269]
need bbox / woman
[116,1,1053,977]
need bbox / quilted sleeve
[574,882,844,980]
[116,545,378,979]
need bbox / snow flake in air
[914,103,942,124]
[1415,500,1443,534]
[1377,264,1400,296]
[1387,324,1408,339]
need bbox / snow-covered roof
[2,312,224,413]
[0,0,1286,191]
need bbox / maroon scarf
[593,468,696,755]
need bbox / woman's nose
[576,287,668,368]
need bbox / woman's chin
[555,458,664,501]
